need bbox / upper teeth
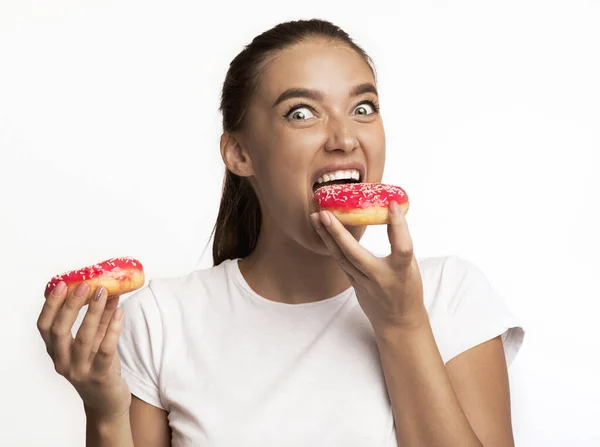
[316,169,360,184]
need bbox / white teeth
[316,168,361,185]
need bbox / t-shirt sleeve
[427,256,525,366]
[117,283,166,410]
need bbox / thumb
[387,201,414,266]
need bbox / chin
[305,222,366,257]
[301,227,332,257]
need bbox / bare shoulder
[130,395,171,446]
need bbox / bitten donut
[313,182,409,226]
[44,256,145,303]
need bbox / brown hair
[211,18,376,266]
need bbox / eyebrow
[272,82,378,107]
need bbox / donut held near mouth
[313,182,410,226]
[44,257,145,303]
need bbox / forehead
[256,40,375,103]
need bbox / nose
[324,117,359,153]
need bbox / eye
[353,100,379,116]
[284,104,316,121]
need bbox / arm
[309,206,515,445]
[85,408,133,447]
[375,313,514,447]
[85,396,171,447]
[130,396,172,446]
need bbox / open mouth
[312,168,362,193]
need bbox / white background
[1,0,599,445]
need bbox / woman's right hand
[37,281,132,422]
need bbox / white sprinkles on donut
[314,182,408,209]
[45,256,144,298]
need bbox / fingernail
[74,282,88,298]
[389,201,400,214]
[53,281,66,296]
[320,211,332,226]
[94,286,105,301]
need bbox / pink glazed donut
[44,257,145,303]
[314,183,410,225]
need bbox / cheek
[274,126,324,157]
[361,124,386,177]
[255,128,319,183]
[251,152,308,211]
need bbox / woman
[37,18,524,446]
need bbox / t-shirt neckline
[229,258,354,308]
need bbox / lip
[311,161,366,187]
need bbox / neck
[238,224,352,305]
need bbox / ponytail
[211,170,261,266]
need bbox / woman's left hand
[310,201,426,334]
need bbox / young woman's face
[240,39,386,253]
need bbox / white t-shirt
[117,255,524,447]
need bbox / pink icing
[44,256,143,296]
[313,182,408,210]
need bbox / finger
[310,212,363,280]
[50,282,89,369]
[37,281,68,356]
[318,211,380,277]
[72,286,108,366]
[92,295,121,355]
[92,307,124,374]
[387,201,414,265]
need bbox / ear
[220,132,254,177]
